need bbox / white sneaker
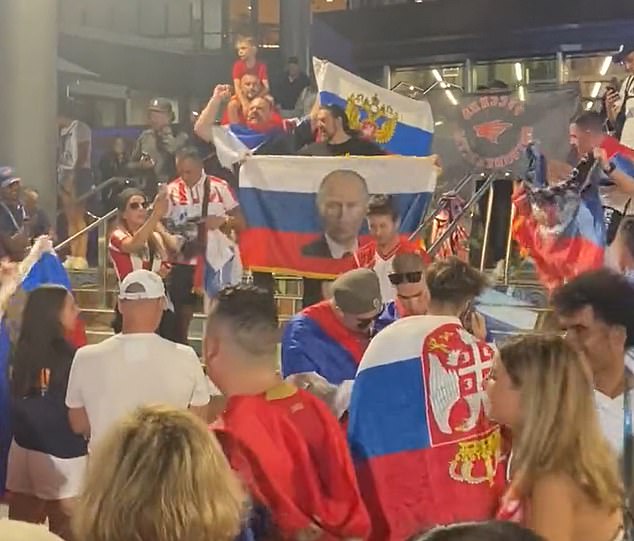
[73,257,89,270]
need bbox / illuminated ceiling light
[440,81,448,89]
[590,81,602,98]
[445,89,458,106]
[432,69,443,83]
[585,101,594,111]
[409,85,415,91]
[518,85,526,102]
[514,62,523,82]
[434,120,444,126]
[599,56,613,76]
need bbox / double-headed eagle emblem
[345,93,399,144]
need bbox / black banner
[427,87,581,192]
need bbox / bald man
[301,169,370,259]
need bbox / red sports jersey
[166,174,239,266]
[108,227,164,282]
[354,239,431,303]
[214,383,370,540]
[232,59,269,85]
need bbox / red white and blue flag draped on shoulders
[348,315,508,540]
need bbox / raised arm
[194,84,232,143]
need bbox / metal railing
[54,207,117,307]
[415,170,530,287]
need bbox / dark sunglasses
[128,201,148,210]
[388,271,423,286]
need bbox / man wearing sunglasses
[282,268,382,387]
[374,252,431,334]
[354,194,430,303]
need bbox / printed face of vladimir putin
[317,170,369,247]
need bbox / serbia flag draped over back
[348,315,508,541]
[314,58,434,157]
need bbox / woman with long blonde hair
[73,405,247,541]
[486,334,623,541]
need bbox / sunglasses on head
[128,201,148,210]
[388,271,423,286]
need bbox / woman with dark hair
[6,285,87,540]
[108,187,178,339]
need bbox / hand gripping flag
[0,238,86,495]
[314,58,434,157]
[282,300,367,384]
[348,315,508,541]
[512,145,605,291]
[213,383,370,540]
[600,135,634,178]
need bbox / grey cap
[148,97,173,114]
[332,268,381,315]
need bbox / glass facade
[564,53,625,110]
[390,53,630,109]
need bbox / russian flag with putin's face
[238,155,437,278]
[314,58,434,157]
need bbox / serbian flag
[512,180,605,292]
[314,58,434,157]
[348,315,508,541]
[601,135,634,178]
[0,238,86,495]
[282,300,367,384]
[239,155,437,278]
[213,382,370,540]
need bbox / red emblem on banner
[473,120,513,144]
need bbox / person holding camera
[165,147,246,345]
[606,44,634,148]
[128,98,189,199]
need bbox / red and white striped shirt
[109,227,164,282]
[167,173,239,265]
[354,239,431,303]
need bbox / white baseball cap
[118,269,165,300]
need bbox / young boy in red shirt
[229,36,270,125]
[205,285,370,540]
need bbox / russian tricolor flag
[314,58,434,157]
[239,155,437,277]
[348,315,507,540]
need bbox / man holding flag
[166,147,246,338]
[194,84,314,164]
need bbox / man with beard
[298,104,385,157]
[194,84,312,157]
[221,73,267,126]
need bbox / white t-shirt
[66,333,210,450]
[595,390,631,456]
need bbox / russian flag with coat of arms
[314,57,434,157]
[347,315,508,540]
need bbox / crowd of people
[2,37,634,541]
